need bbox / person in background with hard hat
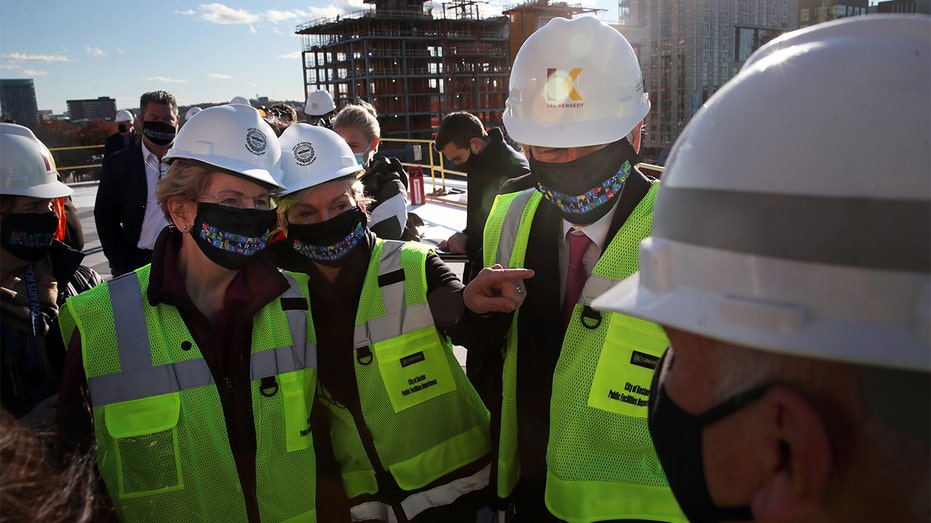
[57,105,349,522]
[332,99,419,241]
[592,15,930,523]
[305,89,337,129]
[0,123,101,427]
[94,90,178,277]
[229,95,251,106]
[271,123,533,522]
[183,106,203,126]
[477,16,685,522]
[103,109,136,159]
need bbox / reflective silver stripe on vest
[88,272,313,406]
[349,501,399,523]
[494,189,536,267]
[580,274,620,307]
[353,241,434,349]
[250,272,317,379]
[400,463,491,519]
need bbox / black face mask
[531,138,632,224]
[1,211,58,262]
[647,349,769,523]
[287,206,367,267]
[190,203,274,270]
[118,123,130,133]
[142,120,177,146]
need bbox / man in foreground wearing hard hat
[479,16,685,522]
[95,90,178,277]
[593,15,930,523]
[103,109,136,158]
[304,89,337,129]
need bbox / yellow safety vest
[483,186,686,523]
[61,266,319,522]
[320,239,491,522]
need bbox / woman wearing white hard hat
[57,105,348,522]
[270,123,532,522]
[0,123,101,427]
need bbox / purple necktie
[563,230,592,327]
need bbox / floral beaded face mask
[287,206,367,267]
[531,139,632,224]
[190,202,274,270]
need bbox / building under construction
[296,0,598,140]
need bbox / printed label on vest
[587,315,669,417]
[374,326,456,413]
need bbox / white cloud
[265,9,309,22]
[198,3,261,24]
[147,76,189,84]
[3,52,69,62]
[0,64,20,70]
[116,48,126,55]
[208,73,232,79]
[277,51,301,59]
[22,69,48,76]
[86,46,106,57]
[174,9,196,15]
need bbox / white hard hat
[185,106,203,120]
[0,123,73,199]
[304,90,336,116]
[593,16,931,372]
[164,104,284,190]
[115,109,134,123]
[229,96,250,106]
[503,16,650,148]
[277,123,362,197]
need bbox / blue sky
[1,0,621,115]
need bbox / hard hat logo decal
[293,142,316,166]
[545,68,584,108]
[244,128,267,156]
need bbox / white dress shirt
[136,141,172,250]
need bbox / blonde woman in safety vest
[269,123,532,522]
[56,105,349,522]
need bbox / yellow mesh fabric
[484,191,540,498]
[74,266,318,522]
[549,184,663,483]
[330,240,490,495]
[546,183,683,521]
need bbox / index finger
[480,267,535,283]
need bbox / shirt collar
[561,201,618,250]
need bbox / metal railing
[48,144,105,182]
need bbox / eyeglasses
[198,190,273,210]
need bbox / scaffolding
[296,0,511,140]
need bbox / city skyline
[0,0,621,116]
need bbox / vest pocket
[278,371,314,452]
[104,393,183,498]
[586,314,668,417]
[373,326,457,413]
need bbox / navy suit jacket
[103,132,137,159]
[94,144,152,275]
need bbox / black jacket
[1,241,101,418]
[94,144,153,276]
[460,128,531,263]
[103,132,137,159]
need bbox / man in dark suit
[102,109,137,158]
[94,91,178,277]
[477,17,685,522]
